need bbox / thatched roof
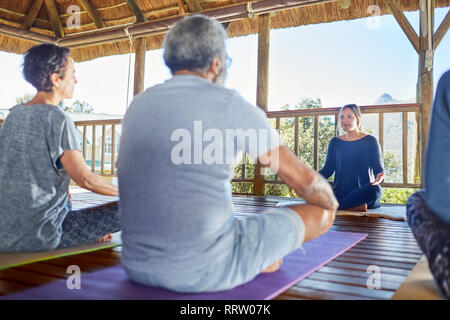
[0,0,449,62]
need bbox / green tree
[15,94,94,114]
[16,93,34,105]
[64,99,94,113]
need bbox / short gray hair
[163,15,228,74]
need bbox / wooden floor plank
[324,260,412,277]
[317,266,407,283]
[293,278,394,299]
[307,272,401,291]
[0,279,30,296]
[279,286,371,300]
[0,194,422,300]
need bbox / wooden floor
[0,193,423,300]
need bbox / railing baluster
[294,116,298,157]
[82,125,87,159]
[335,114,339,136]
[403,112,408,184]
[413,111,421,184]
[275,117,280,180]
[314,115,319,171]
[101,125,105,175]
[379,112,384,155]
[111,124,116,175]
[241,153,246,179]
[91,125,96,173]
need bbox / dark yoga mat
[3,230,367,300]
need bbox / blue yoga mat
[3,230,367,300]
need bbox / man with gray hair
[118,15,338,293]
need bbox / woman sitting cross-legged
[0,44,120,253]
[319,104,385,212]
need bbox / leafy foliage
[16,94,94,113]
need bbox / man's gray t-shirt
[0,104,81,252]
[118,75,282,273]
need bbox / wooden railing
[1,103,422,191]
[232,103,422,191]
[74,119,122,177]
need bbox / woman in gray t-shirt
[0,44,120,252]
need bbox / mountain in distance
[362,93,417,166]
[374,93,416,105]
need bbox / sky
[0,8,449,116]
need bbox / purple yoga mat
[3,230,367,300]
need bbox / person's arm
[318,139,336,179]
[259,145,338,211]
[59,150,118,196]
[370,137,384,186]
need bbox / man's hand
[302,173,339,211]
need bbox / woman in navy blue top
[319,104,384,211]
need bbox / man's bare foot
[346,203,368,212]
[97,233,113,243]
[261,259,283,273]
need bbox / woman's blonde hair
[338,104,362,133]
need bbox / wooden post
[254,13,270,196]
[133,38,146,96]
[418,0,435,185]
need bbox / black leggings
[407,191,450,299]
[57,201,121,249]
[335,184,382,210]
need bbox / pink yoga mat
[3,230,367,300]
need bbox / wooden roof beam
[45,0,64,38]
[78,0,107,29]
[21,0,44,30]
[184,0,203,13]
[433,9,450,50]
[383,0,419,53]
[57,0,336,48]
[125,0,148,23]
[0,22,56,43]
[177,0,186,16]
